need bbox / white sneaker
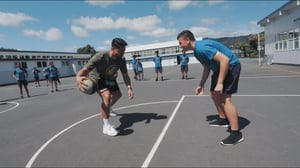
[109,109,118,117]
[103,125,119,136]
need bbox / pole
[258,32,261,66]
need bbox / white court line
[25,94,300,168]
[141,96,185,168]
[184,94,300,97]
[0,102,20,114]
[141,94,300,168]
[25,100,179,168]
[240,75,300,79]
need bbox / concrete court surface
[0,58,300,167]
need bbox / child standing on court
[152,50,163,81]
[136,58,144,81]
[32,67,41,87]
[12,62,30,98]
[44,62,59,92]
[177,30,244,146]
[179,50,189,80]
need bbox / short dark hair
[177,30,195,41]
[111,37,127,48]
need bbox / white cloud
[168,1,192,11]
[116,15,161,32]
[23,29,43,38]
[141,27,177,38]
[0,12,36,27]
[72,16,115,30]
[71,25,89,37]
[85,0,125,8]
[45,27,63,41]
[200,18,220,25]
[22,27,63,41]
[71,15,175,38]
[189,26,224,38]
[207,0,225,6]
[126,35,135,40]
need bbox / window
[21,62,27,68]
[275,28,300,51]
[37,61,47,68]
[37,62,42,68]
[294,28,299,49]
[42,62,47,67]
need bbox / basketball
[82,77,98,95]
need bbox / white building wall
[264,7,300,65]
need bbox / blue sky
[0,0,288,52]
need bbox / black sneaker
[220,132,244,146]
[209,118,229,127]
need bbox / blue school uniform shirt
[153,56,162,68]
[136,62,143,72]
[194,40,240,73]
[131,58,137,69]
[14,67,27,80]
[180,54,189,66]
[44,66,58,78]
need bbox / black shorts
[155,67,163,73]
[98,78,120,93]
[49,77,58,81]
[17,80,28,87]
[181,65,188,72]
[210,63,241,94]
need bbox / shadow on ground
[206,114,250,130]
[116,112,167,136]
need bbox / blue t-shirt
[136,62,143,72]
[153,56,162,68]
[44,66,58,78]
[32,69,40,77]
[194,40,240,72]
[180,54,189,66]
[131,58,137,69]
[14,67,27,80]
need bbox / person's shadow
[116,112,167,136]
[206,114,250,131]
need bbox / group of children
[12,61,61,99]
[131,56,144,81]
[131,50,190,81]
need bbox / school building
[258,0,300,65]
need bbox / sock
[103,118,110,126]
[231,130,241,136]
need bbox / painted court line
[184,94,300,97]
[25,100,179,168]
[141,96,185,168]
[0,102,20,114]
[141,93,300,168]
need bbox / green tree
[77,44,96,56]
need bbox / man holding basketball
[76,38,134,136]
[177,30,244,145]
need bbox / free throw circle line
[25,100,179,168]
[0,102,20,114]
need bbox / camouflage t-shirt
[84,52,128,81]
